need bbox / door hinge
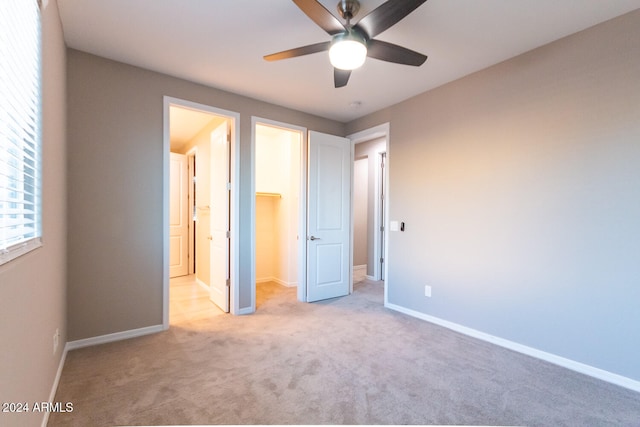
[380,257,384,263]
[226,279,230,287]
[380,226,384,232]
[226,182,231,191]
[226,230,230,238]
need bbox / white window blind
[0,0,42,265]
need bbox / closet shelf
[256,192,282,198]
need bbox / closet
[255,124,301,288]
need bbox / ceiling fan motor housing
[337,0,360,21]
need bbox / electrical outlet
[53,328,59,355]
[424,285,432,298]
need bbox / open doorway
[169,107,227,283]
[353,137,386,281]
[250,121,353,311]
[163,97,240,328]
[252,120,303,309]
[349,123,389,299]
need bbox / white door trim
[348,123,390,303]
[163,96,241,327]
[185,148,196,275]
[377,151,386,280]
[250,117,308,311]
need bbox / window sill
[0,238,43,267]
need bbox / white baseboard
[273,277,297,288]
[66,324,164,351]
[44,325,163,426]
[196,278,209,292]
[257,276,297,287]
[236,306,254,315]
[41,343,69,427]
[385,302,640,393]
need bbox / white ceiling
[57,0,640,123]
[168,106,223,152]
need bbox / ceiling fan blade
[293,0,346,35]
[264,41,331,61]
[334,68,351,88]
[355,0,427,38]
[367,39,427,66]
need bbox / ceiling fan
[264,0,428,88]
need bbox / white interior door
[169,152,189,278]
[209,122,230,312]
[307,131,352,302]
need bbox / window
[0,1,42,265]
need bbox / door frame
[348,123,390,303]
[378,151,386,280]
[250,117,308,310]
[185,148,196,276]
[163,96,241,327]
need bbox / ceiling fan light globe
[329,35,367,70]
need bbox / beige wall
[0,1,67,426]
[66,49,344,340]
[347,10,640,381]
[353,157,368,267]
[256,195,278,281]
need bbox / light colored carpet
[49,277,640,426]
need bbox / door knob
[308,236,320,241]
[207,236,213,240]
